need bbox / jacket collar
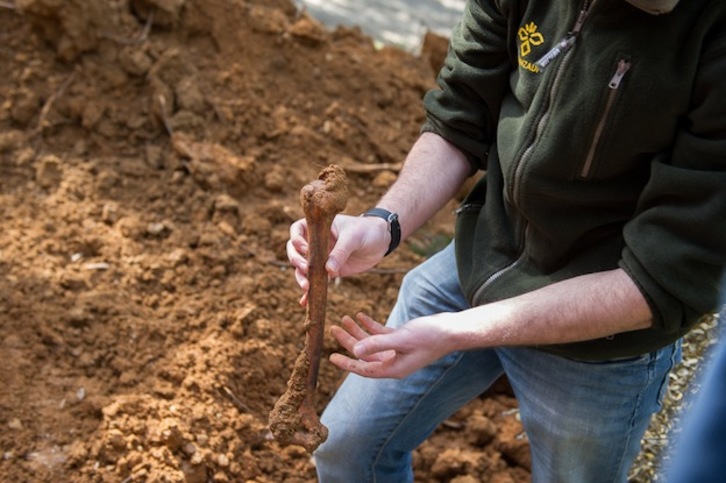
[624,0,679,14]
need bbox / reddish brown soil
[0,1,529,481]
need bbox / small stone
[146,221,173,238]
[145,145,165,170]
[8,418,23,430]
[166,248,188,266]
[35,155,63,189]
[84,262,110,271]
[469,414,497,446]
[0,130,24,153]
[213,194,240,215]
[190,451,204,465]
[218,221,236,237]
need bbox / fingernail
[326,259,339,276]
[353,342,365,358]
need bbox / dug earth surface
[0,0,528,481]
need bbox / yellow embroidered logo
[518,22,544,73]
[518,22,544,57]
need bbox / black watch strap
[362,208,401,256]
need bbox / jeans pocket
[576,352,651,366]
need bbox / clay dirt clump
[0,1,529,481]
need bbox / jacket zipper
[476,0,597,304]
[453,203,483,215]
[579,59,632,179]
[471,224,530,304]
[534,0,594,70]
[512,56,572,204]
[512,0,596,206]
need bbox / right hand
[286,214,391,304]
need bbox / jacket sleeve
[620,19,726,334]
[421,0,512,171]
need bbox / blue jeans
[315,243,680,483]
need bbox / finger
[294,267,309,292]
[340,314,371,341]
[289,219,308,241]
[329,353,393,378]
[355,312,393,335]
[330,323,361,355]
[325,232,360,277]
[292,237,309,257]
[353,332,402,360]
[286,238,309,271]
[331,323,389,363]
[288,220,309,259]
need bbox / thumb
[325,235,359,277]
[325,253,344,278]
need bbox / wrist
[362,208,401,256]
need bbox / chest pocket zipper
[579,58,632,179]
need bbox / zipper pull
[534,35,576,70]
[533,2,591,70]
[608,59,631,89]
[454,204,482,215]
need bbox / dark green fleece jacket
[422,0,726,360]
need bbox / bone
[269,164,348,452]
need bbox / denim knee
[315,396,381,482]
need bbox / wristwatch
[362,208,401,256]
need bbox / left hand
[329,312,454,379]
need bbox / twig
[341,161,403,174]
[368,267,408,274]
[101,10,154,45]
[240,244,289,268]
[157,94,174,136]
[219,385,251,413]
[34,72,77,136]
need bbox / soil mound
[0,1,528,481]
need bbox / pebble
[147,222,167,236]
[8,418,23,430]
